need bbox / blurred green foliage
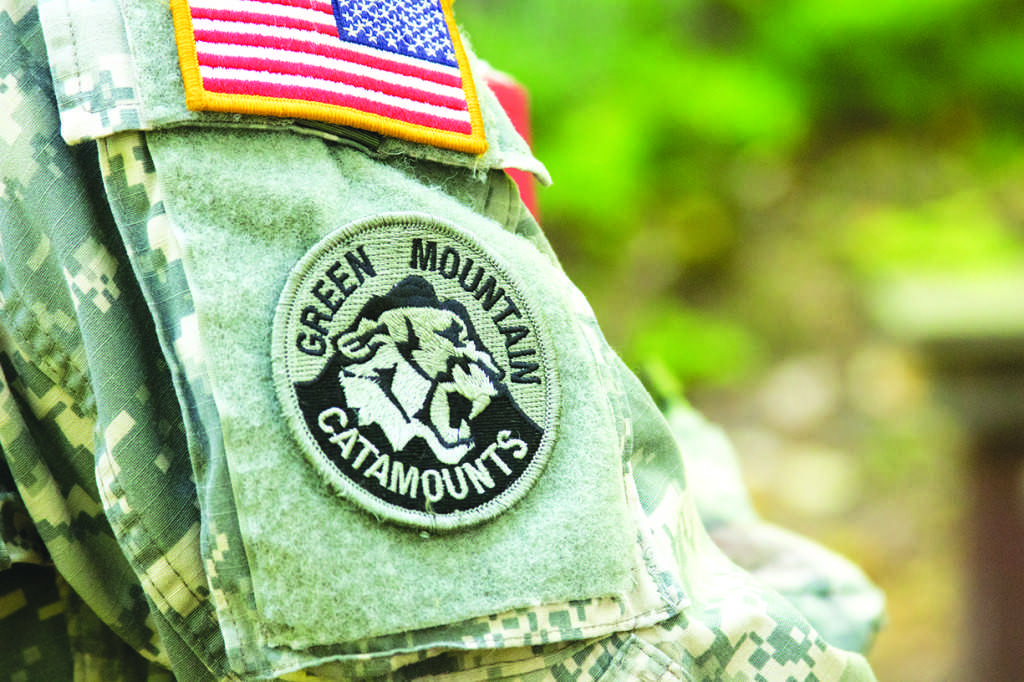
[841,191,1024,277]
[451,5,1023,676]
[456,0,1024,388]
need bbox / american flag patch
[170,0,487,153]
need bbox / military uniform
[0,0,884,679]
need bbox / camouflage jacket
[0,0,884,679]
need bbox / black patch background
[295,354,544,516]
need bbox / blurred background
[456,1,1024,680]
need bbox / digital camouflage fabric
[1,0,883,679]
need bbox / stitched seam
[62,0,82,111]
[96,132,242,677]
[628,635,688,682]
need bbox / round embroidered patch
[272,213,559,530]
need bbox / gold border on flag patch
[272,214,559,530]
[170,0,487,154]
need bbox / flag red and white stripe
[171,0,487,152]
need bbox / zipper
[292,120,385,155]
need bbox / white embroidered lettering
[363,453,390,487]
[462,456,496,494]
[484,447,512,475]
[442,466,469,499]
[277,216,557,529]
[421,469,444,503]
[389,460,419,498]
[498,430,529,459]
